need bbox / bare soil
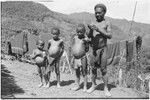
[1,59,149,99]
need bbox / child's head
[36,40,45,50]
[76,24,86,37]
[94,4,107,21]
[51,27,60,39]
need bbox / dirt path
[1,60,149,99]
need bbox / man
[87,4,112,97]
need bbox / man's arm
[106,21,112,39]
[93,22,112,39]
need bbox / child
[31,40,48,87]
[71,24,89,92]
[47,27,64,88]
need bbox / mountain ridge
[1,1,150,55]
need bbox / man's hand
[88,24,99,32]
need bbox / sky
[38,0,150,24]
[1,0,150,24]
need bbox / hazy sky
[38,0,150,24]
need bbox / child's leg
[37,66,44,87]
[45,71,51,88]
[55,60,61,88]
[82,56,88,92]
[71,66,81,91]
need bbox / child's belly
[35,57,45,64]
[48,46,62,58]
[72,43,86,59]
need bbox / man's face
[95,7,105,21]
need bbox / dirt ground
[1,59,149,99]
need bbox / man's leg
[87,66,97,93]
[101,47,111,97]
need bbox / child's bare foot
[38,83,43,87]
[45,83,50,88]
[71,84,80,91]
[57,83,61,88]
[104,87,111,97]
[87,85,96,93]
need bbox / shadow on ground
[80,82,116,91]
[1,64,24,98]
[96,83,116,91]
[50,80,74,87]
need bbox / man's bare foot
[87,85,96,93]
[38,83,43,87]
[83,87,87,92]
[57,83,61,88]
[104,87,111,97]
[42,84,47,87]
[71,84,80,91]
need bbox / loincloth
[36,59,48,75]
[73,55,88,75]
[46,56,61,73]
[73,55,88,69]
[89,47,107,67]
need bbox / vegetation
[1,1,150,95]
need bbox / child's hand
[88,24,94,30]
[92,25,99,32]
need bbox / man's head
[94,4,107,22]
[51,27,60,39]
[36,40,45,50]
[76,24,86,37]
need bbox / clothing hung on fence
[107,41,120,59]
[126,39,136,63]
[10,31,28,55]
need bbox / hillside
[1,1,150,54]
[69,12,150,45]
[1,1,76,53]
[1,1,150,98]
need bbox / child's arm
[47,40,51,50]
[60,40,64,53]
[30,50,36,59]
[83,39,89,52]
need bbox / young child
[31,40,48,87]
[71,24,89,92]
[87,4,112,97]
[47,27,64,88]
